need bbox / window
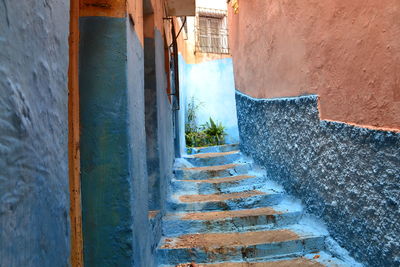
[196,8,229,54]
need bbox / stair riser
[184,153,241,167]
[162,211,303,236]
[168,193,284,212]
[190,144,240,154]
[171,176,265,195]
[174,163,252,180]
[157,236,325,265]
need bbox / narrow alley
[0,0,399,267]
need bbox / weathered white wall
[0,1,70,265]
[179,56,240,144]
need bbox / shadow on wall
[179,55,239,144]
[236,90,400,267]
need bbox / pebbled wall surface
[0,0,70,266]
[236,91,400,267]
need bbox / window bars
[195,7,229,54]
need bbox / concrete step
[157,225,326,265]
[168,189,284,212]
[174,162,252,180]
[171,174,266,195]
[188,144,240,155]
[162,251,352,267]
[184,150,242,167]
[162,202,303,236]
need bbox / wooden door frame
[68,0,83,266]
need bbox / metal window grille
[195,8,229,54]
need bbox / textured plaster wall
[0,0,70,266]
[145,27,175,255]
[154,29,175,250]
[236,91,400,267]
[145,36,161,211]
[229,0,400,129]
[155,30,175,204]
[80,17,151,266]
[127,18,153,266]
[179,56,240,144]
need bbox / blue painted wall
[80,16,174,266]
[145,29,176,257]
[80,16,152,266]
[126,18,153,267]
[0,0,70,266]
[236,90,400,267]
[144,35,161,211]
[179,56,239,145]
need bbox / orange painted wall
[228,0,400,130]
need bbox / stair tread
[160,228,320,249]
[180,175,256,184]
[179,190,266,203]
[173,257,324,266]
[182,163,240,171]
[171,250,352,267]
[186,150,240,159]
[166,207,282,221]
[190,143,240,152]
[160,145,358,266]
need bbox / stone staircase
[157,145,361,266]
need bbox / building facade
[177,0,240,145]
[228,1,400,266]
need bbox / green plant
[185,97,202,134]
[184,98,227,148]
[201,118,226,145]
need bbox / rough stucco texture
[145,36,162,211]
[127,18,153,266]
[236,91,400,267]
[229,0,400,129]
[0,0,70,266]
[144,28,175,257]
[153,29,175,255]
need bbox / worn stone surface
[0,0,70,266]
[161,229,300,249]
[236,90,400,266]
[176,258,324,267]
[159,144,359,266]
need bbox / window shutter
[196,8,229,54]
